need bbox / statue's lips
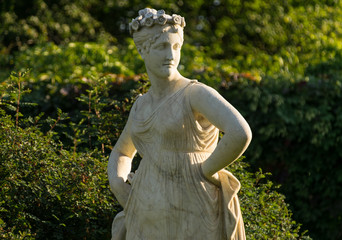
[163,62,175,67]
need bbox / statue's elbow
[237,125,252,148]
[109,177,125,195]
[245,125,252,145]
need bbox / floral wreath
[129,8,186,35]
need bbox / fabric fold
[218,169,246,240]
[111,211,126,240]
[111,81,246,239]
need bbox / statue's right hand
[109,177,132,207]
[203,172,221,187]
[200,164,221,187]
[127,171,137,184]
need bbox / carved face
[143,31,182,80]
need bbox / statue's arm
[189,84,252,185]
[107,115,137,207]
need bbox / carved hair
[130,8,185,56]
[133,25,184,56]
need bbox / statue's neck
[147,72,189,100]
[148,72,182,97]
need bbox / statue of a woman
[108,8,252,240]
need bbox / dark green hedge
[218,52,342,239]
[2,0,342,77]
[0,112,116,239]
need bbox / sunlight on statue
[107,8,252,240]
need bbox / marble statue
[107,8,252,240]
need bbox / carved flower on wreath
[139,9,148,17]
[131,19,140,31]
[145,16,154,27]
[157,15,167,25]
[145,12,153,19]
[172,14,182,25]
[157,10,165,16]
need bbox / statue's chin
[147,65,179,80]
[160,67,177,79]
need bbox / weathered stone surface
[107,8,251,240]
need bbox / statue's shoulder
[134,92,151,104]
[188,80,214,92]
[188,81,223,105]
[131,92,150,112]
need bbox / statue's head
[130,8,186,58]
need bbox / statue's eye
[173,43,181,50]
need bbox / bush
[2,1,342,79]
[218,52,342,239]
[1,41,143,115]
[228,159,311,239]
[0,0,112,52]
[0,112,116,239]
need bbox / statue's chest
[132,96,187,138]
[155,101,186,134]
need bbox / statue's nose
[166,47,174,60]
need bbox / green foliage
[0,42,143,126]
[0,0,112,53]
[2,0,342,78]
[0,71,127,239]
[0,113,116,239]
[13,42,136,78]
[218,52,342,239]
[229,159,310,240]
